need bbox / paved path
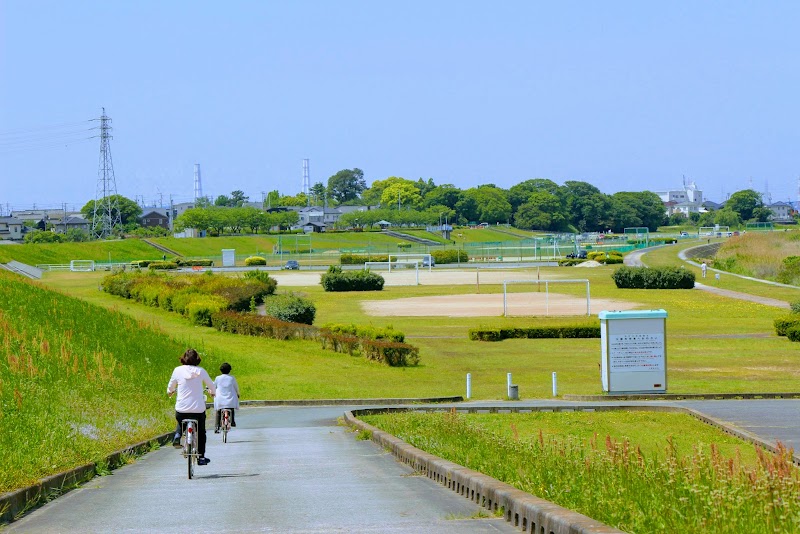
[8,400,800,533]
[6,406,515,533]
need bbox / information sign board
[599,310,667,393]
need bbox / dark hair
[180,348,201,366]
[220,362,232,374]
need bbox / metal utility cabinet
[599,309,667,394]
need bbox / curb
[345,409,624,533]
[0,432,172,525]
[234,396,463,407]
[346,403,800,532]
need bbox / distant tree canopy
[80,194,142,226]
[327,168,366,204]
[726,189,763,222]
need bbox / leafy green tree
[81,194,142,226]
[610,191,665,231]
[214,194,231,207]
[465,186,512,224]
[508,179,561,212]
[380,179,423,209]
[714,207,741,228]
[514,191,568,231]
[668,212,688,226]
[24,230,64,243]
[752,206,773,222]
[309,182,327,206]
[327,168,366,204]
[414,178,436,198]
[726,189,763,221]
[422,184,463,211]
[561,181,611,232]
[278,192,309,206]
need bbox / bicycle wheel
[187,423,195,479]
[222,410,229,444]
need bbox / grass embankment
[361,410,800,533]
[713,231,800,281]
[0,240,161,266]
[0,271,186,493]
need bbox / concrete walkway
[5,406,516,533]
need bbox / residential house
[48,216,90,235]
[140,209,170,229]
[0,217,24,240]
[768,201,794,223]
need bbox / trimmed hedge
[321,266,384,291]
[211,310,317,340]
[361,339,420,366]
[264,294,316,325]
[147,261,179,270]
[774,315,800,336]
[612,266,695,289]
[318,327,419,366]
[340,254,390,265]
[431,249,469,264]
[469,324,601,341]
[244,256,267,266]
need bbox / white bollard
[466,373,472,400]
[507,373,512,397]
[552,372,558,397]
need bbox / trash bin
[508,385,519,400]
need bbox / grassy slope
[0,240,161,265]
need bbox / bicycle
[220,408,232,443]
[181,419,199,479]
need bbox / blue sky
[2,1,799,211]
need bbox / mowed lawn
[40,256,800,400]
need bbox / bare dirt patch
[361,292,641,317]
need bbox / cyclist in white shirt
[167,348,216,465]
[214,362,240,432]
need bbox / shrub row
[102,271,277,325]
[321,323,405,342]
[611,266,695,289]
[131,258,214,268]
[319,329,419,366]
[587,250,623,264]
[321,266,384,291]
[340,254,389,265]
[469,324,601,341]
[210,310,317,340]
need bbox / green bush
[774,315,800,336]
[264,294,317,325]
[791,300,800,314]
[321,265,385,291]
[147,261,178,270]
[469,324,601,341]
[185,295,228,326]
[319,330,362,355]
[176,258,213,267]
[431,249,469,264]
[244,256,267,266]
[558,259,586,267]
[787,326,800,342]
[612,266,695,289]
[360,339,420,366]
[776,256,800,285]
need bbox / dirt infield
[270,268,575,287]
[361,292,640,317]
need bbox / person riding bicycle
[167,348,216,465]
[213,362,240,433]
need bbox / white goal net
[502,279,591,317]
[70,260,96,272]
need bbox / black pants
[215,408,236,429]
[174,411,207,456]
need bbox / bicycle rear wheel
[187,422,196,479]
[222,410,230,443]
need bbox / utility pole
[91,108,121,239]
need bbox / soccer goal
[502,279,591,317]
[624,227,649,246]
[70,260,96,272]
[745,221,774,231]
[699,225,730,237]
[388,253,433,272]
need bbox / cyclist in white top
[167,348,216,465]
[214,362,240,432]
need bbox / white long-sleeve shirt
[213,374,240,410]
[167,365,216,413]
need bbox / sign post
[599,309,667,393]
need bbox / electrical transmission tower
[302,158,310,206]
[91,108,121,238]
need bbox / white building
[654,180,705,216]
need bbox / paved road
[6,406,515,533]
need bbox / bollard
[508,384,519,400]
[507,373,512,398]
[466,373,472,400]
[552,372,558,397]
